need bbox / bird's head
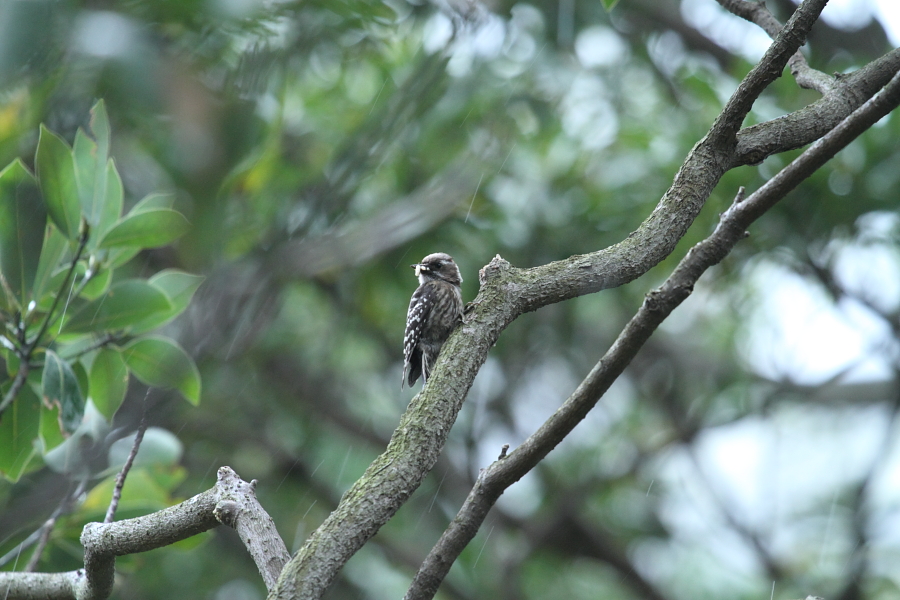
[411,253,462,286]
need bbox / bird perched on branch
[402,252,463,389]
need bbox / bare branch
[716,0,834,93]
[0,467,288,600]
[103,399,150,524]
[213,476,291,591]
[0,571,80,600]
[23,521,55,573]
[404,66,900,600]
[733,47,900,166]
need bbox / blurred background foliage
[1,0,899,599]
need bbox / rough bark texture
[214,472,291,590]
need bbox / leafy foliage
[0,101,201,481]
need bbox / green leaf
[73,126,121,241]
[32,224,69,309]
[131,270,205,333]
[41,350,84,434]
[150,270,204,306]
[600,0,620,10]
[89,347,129,420]
[33,265,69,312]
[5,351,19,378]
[79,267,112,300]
[106,246,141,269]
[0,382,41,482]
[132,192,175,212]
[68,100,112,240]
[123,336,200,405]
[0,159,46,309]
[108,427,182,469]
[74,100,119,241]
[63,280,172,334]
[73,130,101,224]
[98,209,190,249]
[72,360,90,402]
[36,125,81,240]
[100,160,124,235]
[42,401,109,475]
[90,100,111,164]
[39,399,66,452]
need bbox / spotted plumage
[402,253,464,388]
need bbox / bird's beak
[411,263,422,277]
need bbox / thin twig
[30,225,90,353]
[66,333,120,361]
[24,519,57,573]
[104,392,150,524]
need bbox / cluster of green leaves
[0,101,201,482]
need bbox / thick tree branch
[0,467,288,600]
[269,2,829,598]
[734,47,900,166]
[404,66,900,600]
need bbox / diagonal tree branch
[269,1,830,598]
[404,65,900,600]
